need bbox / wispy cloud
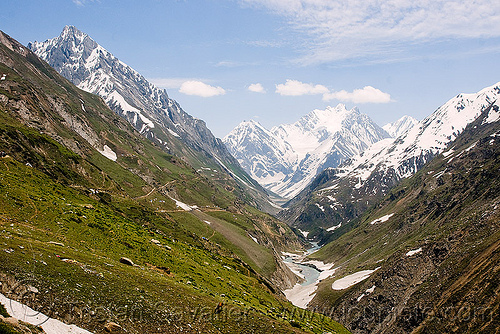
[275,79,328,96]
[179,81,226,97]
[248,83,266,93]
[241,0,500,64]
[72,0,96,6]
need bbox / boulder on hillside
[119,257,134,266]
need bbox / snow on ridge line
[0,293,93,334]
[336,83,500,187]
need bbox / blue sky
[2,0,500,137]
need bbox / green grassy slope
[0,156,348,333]
[0,31,350,333]
[0,30,298,280]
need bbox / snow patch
[366,285,376,294]
[315,203,325,212]
[0,293,93,334]
[302,260,334,272]
[442,149,454,158]
[249,235,259,244]
[167,128,180,137]
[434,170,446,179]
[326,223,341,232]
[369,213,394,225]
[318,267,337,281]
[331,268,380,290]
[357,285,376,302]
[319,184,338,192]
[283,282,318,309]
[406,248,422,256]
[168,196,192,211]
[299,229,309,238]
[107,91,154,129]
[483,106,500,124]
[97,145,117,161]
[282,261,306,280]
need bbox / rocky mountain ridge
[382,115,418,138]
[280,82,500,240]
[27,25,274,212]
[307,100,500,333]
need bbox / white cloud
[241,0,500,63]
[275,79,329,96]
[323,86,392,104]
[179,81,226,97]
[248,83,266,93]
[274,79,392,103]
[215,61,242,68]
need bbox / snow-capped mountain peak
[382,115,418,138]
[224,104,389,198]
[29,26,262,203]
[339,82,500,183]
[280,81,500,234]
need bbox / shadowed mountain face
[28,25,276,213]
[306,101,500,334]
[280,82,500,242]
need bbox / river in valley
[282,242,336,308]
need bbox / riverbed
[282,243,336,308]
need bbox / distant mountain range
[280,82,500,240]
[28,26,275,212]
[224,104,391,199]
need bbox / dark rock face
[119,257,134,266]
[281,83,500,241]
[308,105,500,333]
